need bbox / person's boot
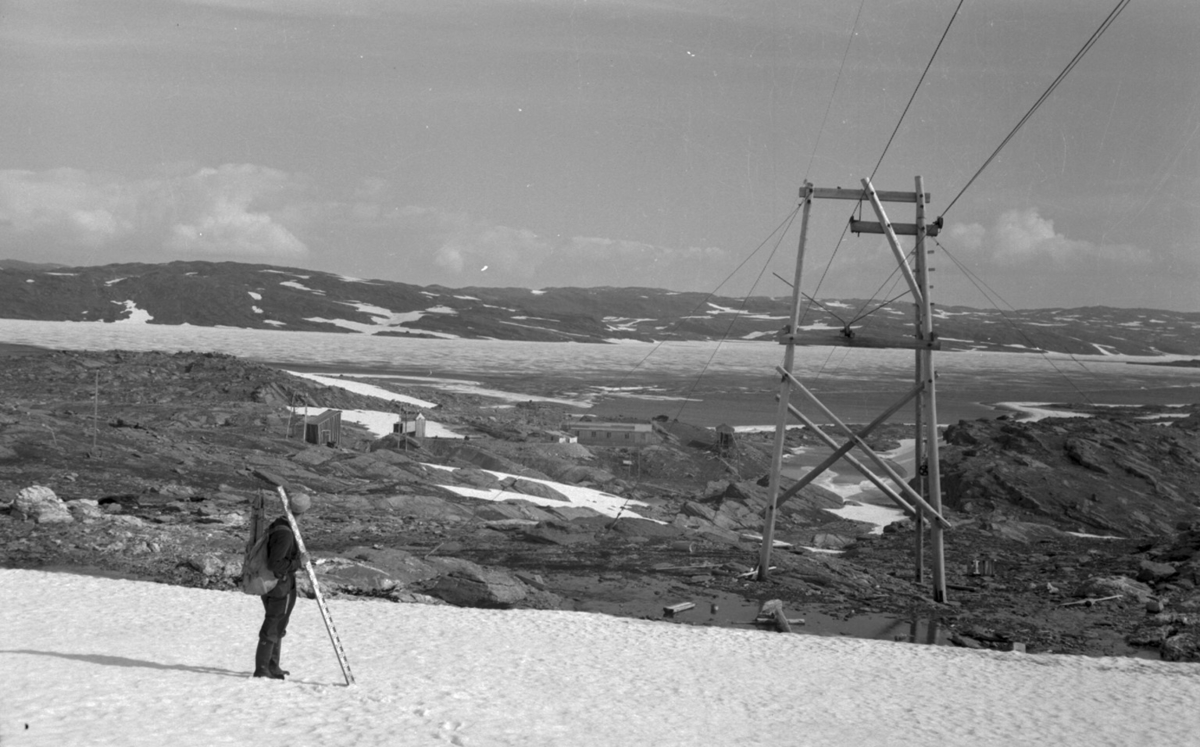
[254,639,284,679]
[268,640,289,678]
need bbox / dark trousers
[255,579,297,675]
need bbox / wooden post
[914,175,947,603]
[92,372,99,452]
[913,232,926,586]
[759,182,813,581]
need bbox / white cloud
[947,208,1146,266]
[0,166,736,290]
[0,164,309,260]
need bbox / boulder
[1136,559,1178,584]
[338,547,439,586]
[423,557,530,608]
[552,465,615,485]
[811,533,856,550]
[680,500,717,522]
[546,506,604,522]
[13,485,73,524]
[186,552,242,579]
[1162,631,1200,662]
[315,560,400,593]
[66,499,106,523]
[451,468,504,489]
[1073,576,1154,603]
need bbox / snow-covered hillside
[1,260,1197,354]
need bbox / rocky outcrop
[13,486,73,525]
[423,557,534,608]
[940,416,1200,536]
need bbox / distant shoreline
[0,341,49,357]
[1129,359,1200,369]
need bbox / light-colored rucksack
[240,526,280,596]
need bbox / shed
[716,423,737,450]
[303,409,342,447]
[567,421,656,446]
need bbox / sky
[5,569,1200,747]
[0,0,1197,310]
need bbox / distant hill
[1,259,1197,356]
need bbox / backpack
[240,526,280,596]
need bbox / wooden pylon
[757,177,947,604]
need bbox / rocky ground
[4,345,1200,661]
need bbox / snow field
[3,570,1200,746]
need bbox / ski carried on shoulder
[253,469,356,686]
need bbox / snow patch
[286,372,439,408]
[110,300,153,324]
[279,280,324,294]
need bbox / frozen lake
[1,318,1197,426]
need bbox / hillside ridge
[2,259,1198,355]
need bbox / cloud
[163,165,309,257]
[367,205,733,289]
[947,208,1146,266]
[0,165,737,291]
[0,165,309,260]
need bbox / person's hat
[289,493,312,515]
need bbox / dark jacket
[264,516,303,597]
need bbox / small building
[393,412,427,440]
[567,421,656,446]
[716,423,737,450]
[303,409,341,447]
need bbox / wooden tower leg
[915,175,946,603]
[759,183,813,581]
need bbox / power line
[941,0,1133,217]
[672,208,800,421]
[612,206,801,391]
[804,0,868,180]
[935,238,1097,404]
[870,0,966,180]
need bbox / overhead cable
[804,0,869,180]
[935,238,1097,404]
[870,0,966,180]
[941,0,1132,217]
[613,206,801,391]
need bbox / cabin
[303,409,342,447]
[393,412,427,440]
[716,423,736,450]
[567,421,656,446]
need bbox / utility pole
[758,182,813,580]
[757,177,948,604]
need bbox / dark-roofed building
[303,408,342,447]
[567,421,656,446]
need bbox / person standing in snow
[253,492,311,680]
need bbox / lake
[1,318,1197,427]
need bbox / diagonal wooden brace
[776,367,950,528]
[862,177,923,305]
[772,381,922,509]
[785,403,916,517]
